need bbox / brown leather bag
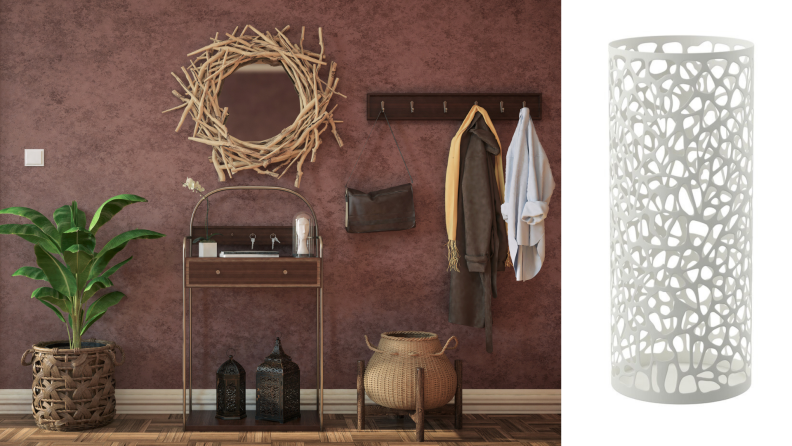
[345,109,415,233]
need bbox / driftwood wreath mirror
[164,25,344,187]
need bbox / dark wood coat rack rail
[367,93,541,121]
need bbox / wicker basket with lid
[363,331,457,410]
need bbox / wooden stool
[356,359,463,442]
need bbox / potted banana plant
[0,195,165,431]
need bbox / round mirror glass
[218,62,301,142]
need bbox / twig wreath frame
[164,25,344,187]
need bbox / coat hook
[381,101,385,112]
[410,101,414,113]
[500,101,504,113]
[474,101,478,106]
[523,101,526,108]
[443,101,447,113]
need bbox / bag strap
[345,109,413,187]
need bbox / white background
[562,0,792,444]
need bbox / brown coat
[448,113,508,353]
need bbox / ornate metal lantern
[216,354,246,420]
[256,337,300,422]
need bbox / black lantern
[216,354,246,420]
[256,337,300,422]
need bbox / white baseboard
[0,389,560,414]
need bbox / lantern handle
[226,348,235,358]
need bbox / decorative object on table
[359,332,461,442]
[292,212,313,257]
[220,251,279,258]
[199,241,217,258]
[2,195,164,430]
[183,178,220,257]
[256,337,300,423]
[219,232,279,257]
[345,104,415,233]
[270,233,281,251]
[216,353,246,420]
[502,107,555,281]
[609,36,753,404]
[164,25,344,187]
[445,106,508,353]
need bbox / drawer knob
[216,270,221,275]
[283,270,288,275]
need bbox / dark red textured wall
[0,0,560,390]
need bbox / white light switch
[25,149,44,166]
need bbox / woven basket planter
[21,340,124,431]
[364,331,457,410]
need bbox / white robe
[501,108,555,281]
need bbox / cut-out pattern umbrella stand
[609,36,753,403]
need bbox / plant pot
[199,240,217,257]
[21,340,124,431]
[364,331,458,410]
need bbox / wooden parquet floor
[0,413,560,445]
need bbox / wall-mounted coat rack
[366,93,541,121]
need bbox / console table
[181,186,324,432]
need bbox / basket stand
[356,359,463,442]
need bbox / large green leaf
[63,226,93,236]
[62,227,96,251]
[81,311,105,335]
[87,243,128,282]
[83,256,132,302]
[85,290,125,320]
[83,291,124,334]
[88,229,162,286]
[65,243,94,254]
[82,276,113,302]
[53,205,73,233]
[36,298,66,324]
[32,287,70,312]
[70,202,86,229]
[101,255,132,279]
[97,229,165,257]
[13,266,47,281]
[0,224,60,253]
[84,256,130,290]
[0,207,60,244]
[61,226,95,289]
[34,244,77,297]
[89,195,148,235]
[32,286,68,301]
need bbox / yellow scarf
[445,106,505,271]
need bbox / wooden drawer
[186,258,320,288]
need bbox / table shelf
[185,410,321,432]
